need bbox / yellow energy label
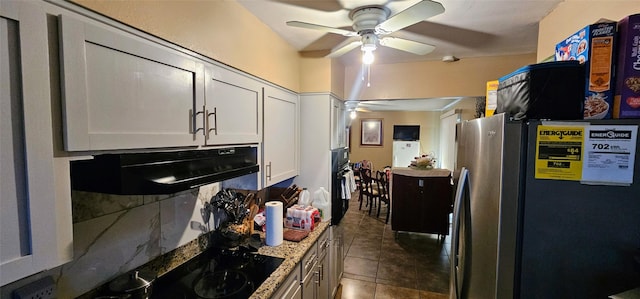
[535,125,585,180]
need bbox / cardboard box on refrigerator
[485,80,499,117]
[613,13,640,118]
[555,21,617,119]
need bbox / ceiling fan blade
[375,0,445,34]
[286,21,357,36]
[379,36,435,55]
[327,39,362,57]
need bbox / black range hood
[71,147,259,195]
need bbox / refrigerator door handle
[451,167,470,299]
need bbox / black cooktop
[152,247,284,299]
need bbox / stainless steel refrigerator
[451,113,640,299]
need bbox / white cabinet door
[1,1,72,286]
[272,264,302,299]
[263,86,299,187]
[330,97,346,149]
[301,267,317,299]
[329,225,344,298]
[59,14,205,151]
[317,253,329,299]
[317,229,330,299]
[295,93,332,196]
[204,65,262,145]
[301,241,319,299]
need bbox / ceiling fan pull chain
[367,64,371,87]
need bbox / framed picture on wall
[361,119,383,146]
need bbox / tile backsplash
[1,183,221,299]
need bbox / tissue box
[613,14,640,118]
[284,205,319,231]
[555,21,617,119]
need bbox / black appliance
[71,147,259,195]
[152,247,284,299]
[330,147,350,225]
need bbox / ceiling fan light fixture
[362,49,375,65]
[361,33,377,65]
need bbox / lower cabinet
[273,228,333,299]
[329,225,344,298]
[301,265,316,299]
[272,266,302,299]
[301,235,319,299]
[317,230,331,299]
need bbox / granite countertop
[249,221,330,299]
[392,167,452,177]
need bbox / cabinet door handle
[314,270,320,284]
[304,253,316,270]
[191,108,205,135]
[266,162,272,181]
[206,107,217,139]
[320,239,329,250]
[318,264,323,280]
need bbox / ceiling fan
[286,0,445,64]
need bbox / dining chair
[376,170,390,223]
[354,160,371,209]
[359,168,379,215]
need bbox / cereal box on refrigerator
[485,80,499,117]
[613,13,640,118]
[555,21,617,119]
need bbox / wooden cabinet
[0,0,72,286]
[204,65,262,145]
[59,14,205,151]
[391,169,453,238]
[263,86,299,187]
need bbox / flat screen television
[393,125,420,141]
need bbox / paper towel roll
[265,201,283,246]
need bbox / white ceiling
[237,0,564,111]
[353,97,468,111]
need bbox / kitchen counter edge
[249,221,330,299]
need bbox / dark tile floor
[337,192,450,299]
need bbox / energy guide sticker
[535,126,584,181]
[581,125,637,185]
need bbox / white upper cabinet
[59,14,205,151]
[204,65,262,145]
[263,86,299,187]
[330,97,347,149]
[1,1,72,286]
